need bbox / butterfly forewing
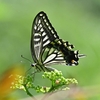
[31,12,59,63]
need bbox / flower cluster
[11,70,78,96]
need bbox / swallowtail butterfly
[31,11,85,72]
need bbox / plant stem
[23,84,37,100]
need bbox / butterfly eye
[31,63,36,67]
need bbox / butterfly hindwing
[43,49,66,66]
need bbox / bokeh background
[0,0,100,100]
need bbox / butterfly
[30,11,85,72]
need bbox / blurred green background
[0,0,100,100]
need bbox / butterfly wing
[31,11,85,71]
[43,49,66,66]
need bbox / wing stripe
[43,35,48,42]
[43,40,50,47]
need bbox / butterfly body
[30,11,85,72]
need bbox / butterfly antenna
[21,55,33,74]
[21,55,32,64]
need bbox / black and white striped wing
[43,50,66,66]
[30,11,85,71]
[31,11,59,63]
